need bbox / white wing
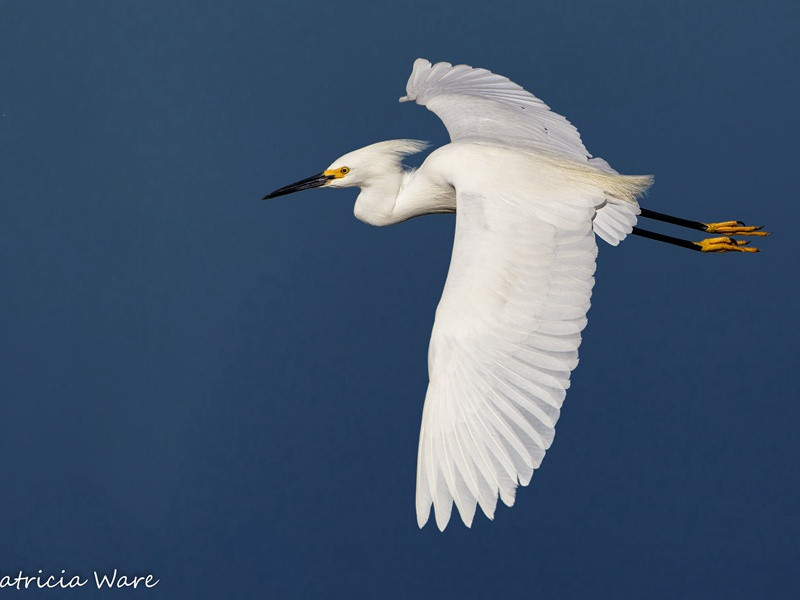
[416,180,599,530]
[400,58,591,162]
[401,58,644,245]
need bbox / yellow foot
[703,220,770,236]
[694,236,759,253]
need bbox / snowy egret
[263,59,768,531]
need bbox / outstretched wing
[400,58,647,245]
[400,58,591,162]
[416,180,599,530]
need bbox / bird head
[262,139,428,200]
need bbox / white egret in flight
[263,59,768,530]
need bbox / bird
[263,58,769,531]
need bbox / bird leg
[630,227,759,253]
[630,207,770,252]
[640,208,769,237]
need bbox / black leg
[631,226,701,251]
[631,226,757,253]
[639,208,767,236]
[639,208,709,232]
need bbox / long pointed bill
[262,172,335,200]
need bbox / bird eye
[340,167,349,174]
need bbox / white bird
[264,59,768,530]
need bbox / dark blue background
[1,1,798,597]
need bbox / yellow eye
[340,167,350,174]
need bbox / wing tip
[413,57,432,69]
[416,500,431,529]
[435,511,451,532]
[404,58,435,104]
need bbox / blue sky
[1,1,798,598]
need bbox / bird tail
[582,156,653,245]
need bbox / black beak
[262,172,335,200]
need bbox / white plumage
[265,59,653,530]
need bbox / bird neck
[352,171,405,227]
